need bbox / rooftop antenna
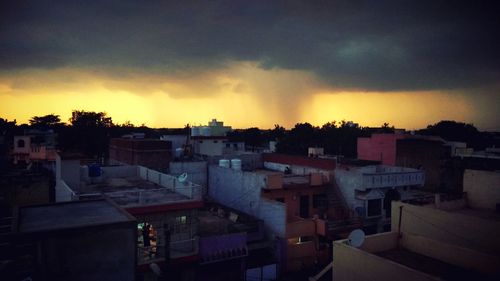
[347,229,365,248]
[178,172,188,183]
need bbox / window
[275,197,284,203]
[226,143,231,148]
[213,140,218,143]
[199,141,203,143]
[17,139,25,148]
[233,143,238,148]
[367,199,382,217]
[176,215,187,224]
[312,194,327,208]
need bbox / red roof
[262,153,336,170]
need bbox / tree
[69,110,113,128]
[29,114,63,128]
[64,110,113,158]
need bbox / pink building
[13,135,57,165]
[357,134,408,165]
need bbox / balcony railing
[137,237,199,264]
[316,217,363,237]
[361,171,425,189]
[286,217,316,238]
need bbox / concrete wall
[334,168,364,210]
[101,165,139,178]
[169,161,207,187]
[357,134,406,165]
[260,186,327,220]
[332,241,440,281]
[258,198,286,237]
[209,165,287,237]
[401,233,500,275]
[55,180,75,202]
[139,165,202,200]
[195,140,225,156]
[56,155,81,191]
[463,169,500,210]
[208,165,264,215]
[391,202,500,253]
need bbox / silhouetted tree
[276,123,320,155]
[418,120,487,149]
[29,114,63,129]
[64,110,113,158]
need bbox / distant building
[358,133,464,193]
[109,137,172,172]
[190,119,244,156]
[357,133,407,165]
[12,130,57,168]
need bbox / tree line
[1,111,498,159]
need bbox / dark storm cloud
[1,0,499,91]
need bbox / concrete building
[357,133,408,165]
[1,199,136,281]
[334,160,427,233]
[190,119,245,156]
[357,133,464,193]
[331,197,500,281]
[208,153,363,272]
[0,168,54,216]
[54,153,204,278]
[396,137,459,192]
[109,137,172,172]
[12,130,57,167]
[197,202,276,281]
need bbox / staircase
[323,180,363,237]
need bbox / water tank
[88,164,101,177]
[231,159,242,171]
[191,127,200,137]
[219,159,230,168]
[201,127,211,136]
[175,148,184,158]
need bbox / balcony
[287,240,316,259]
[199,233,247,264]
[361,171,425,189]
[137,237,199,265]
[316,217,363,237]
[286,216,316,238]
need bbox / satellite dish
[178,172,188,182]
[149,263,162,276]
[347,229,365,248]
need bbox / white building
[190,119,245,156]
[334,162,427,233]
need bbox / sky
[1,1,499,130]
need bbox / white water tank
[191,127,200,136]
[219,159,230,168]
[231,159,242,171]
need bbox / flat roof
[377,248,496,281]
[106,188,192,208]
[78,176,161,194]
[17,200,133,233]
